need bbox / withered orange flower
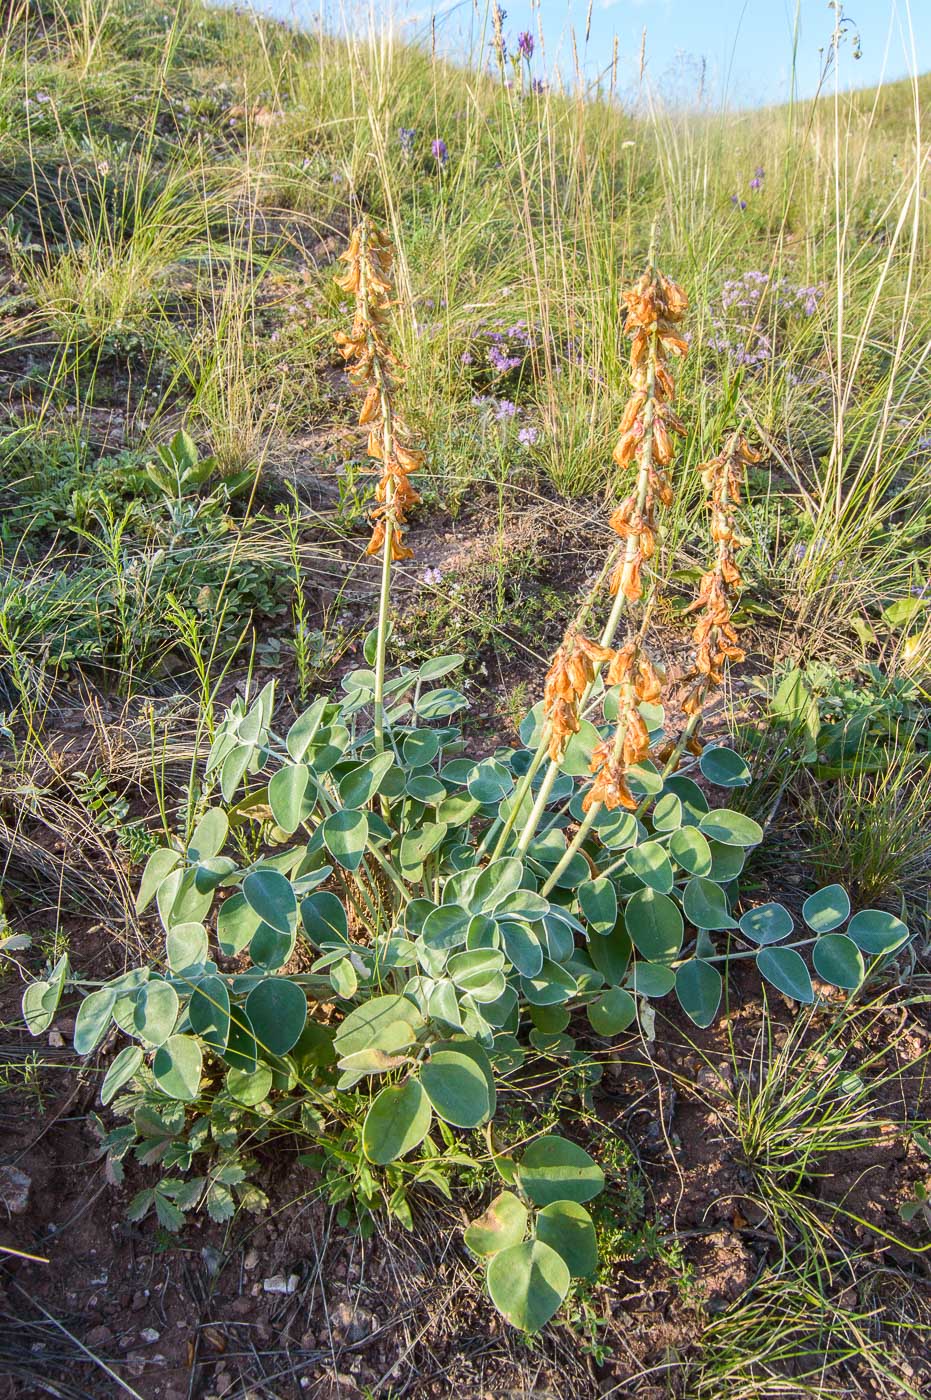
[335,220,424,564]
[542,632,616,761]
[681,433,757,711]
[608,260,691,607]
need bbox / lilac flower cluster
[721,270,822,319]
[470,394,540,445]
[462,317,533,378]
[705,271,823,367]
[517,31,534,59]
[732,165,765,208]
[399,126,416,157]
[432,138,448,166]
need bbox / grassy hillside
[0,2,930,1397]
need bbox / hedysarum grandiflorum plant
[23,241,914,1334]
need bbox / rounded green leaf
[161,867,214,928]
[242,869,297,934]
[664,774,710,821]
[152,1033,203,1101]
[165,922,208,974]
[339,753,395,809]
[530,1005,570,1034]
[467,760,514,804]
[675,959,722,1028]
[322,810,369,872]
[362,1078,432,1164]
[683,877,737,931]
[335,994,424,1057]
[217,892,261,957]
[132,980,179,1047]
[627,761,664,797]
[739,902,793,945]
[802,884,850,935]
[422,1048,494,1127]
[23,966,67,1037]
[422,904,471,952]
[223,1008,259,1074]
[699,746,751,788]
[249,920,295,972]
[587,922,632,987]
[812,933,864,989]
[101,1045,144,1105]
[626,961,676,996]
[188,808,229,861]
[652,792,683,832]
[708,841,746,881]
[669,827,712,876]
[520,959,578,1006]
[74,987,117,1055]
[699,808,763,848]
[471,857,524,912]
[586,987,636,1036]
[578,877,617,935]
[536,1200,597,1278]
[464,1191,528,1257]
[846,909,909,956]
[136,848,181,914]
[286,697,329,760]
[486,1240,570,1332]
[625,889,683,962]
[227,1064,274,1105]
[418,652,465,681]
[625,842,674,895]
[268,764,312,834]
[516,1135,604,1206]
[188,975,231,1054]
[596,810,640,849]
[756,947,814,1003]
[301,890,348,946]
[245,978,307,1056]
[415,687,467,719]
[500,921,544,978]
[403,730,441,767]
[447,948,506,996]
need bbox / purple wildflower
[494,399,518,421]
[488,344,521,373]
[518,425,538,446]
[460,351,474,365]
[749,177,763,191]
[517,31,534,59]
[399,127,416,156]
[423,566,444,586]
[431,138,448,165]
[731,194,747,211]
[530,77,546,94]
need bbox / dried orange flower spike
[681,433,758,724]
[609,261,689,607]
[334,219,423,563]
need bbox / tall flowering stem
[673,433,759,743]
[534,262,689,886]
[509,252,683,862]
[335,219,423,752]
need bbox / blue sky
[223,2,926,107]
